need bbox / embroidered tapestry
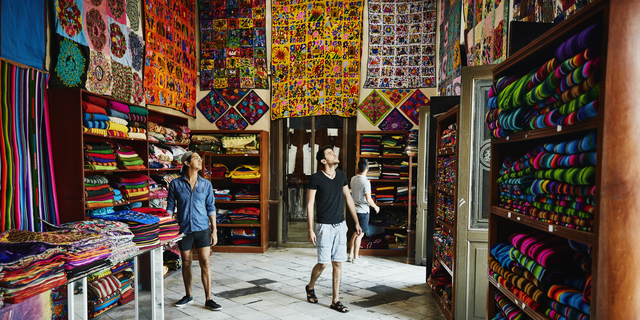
[237,91,269,125]
[199,0,268,89]
[0,0,47,69]
[271,0,364,119]
[85,51,113,95]
[50,35,89,89]
[399,90,429,125]
[463,0,509,67]
[378,108,413,131]
[216,107,248,130]
[380,89,412,106]
[54,0,89,46]
[217,89,251,106]
[197,90,229,123]
[364,0,436,89]
[438,0,463,96]
[358,90,393,125]
[144,0,197,116]
[512,0,594,24]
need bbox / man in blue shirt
[167,151,222,311]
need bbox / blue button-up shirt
[166,175,216,234]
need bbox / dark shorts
[357,213,369,235]
[178,228,211,251]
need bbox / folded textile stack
[110,173,150,202]
[127,106,149,140]
[369,208,407,229]
[493,291,530,320]
[405,130,419,156]
[486,23,602,138]
[381,161,402,179]
[147,121,173,144]
[85,175,115,208]
[82,96,112,136]
[0,242,67,304]
[230,207,260,225]
[115,144,145,170]
[87,274,121,318]
[190,135,222,152]
[234,185,260,201]
[131,208,180,242]
[489,231,591,319]
[439,124,457,150]
[231,228,259,246]
[88,210,161,248]
[92,97,129,139]
[149,176,168,200]
[222,134,259,154]
[496,131,596,232]
[209,164,229,178]
[375,185,395,203]
[399,161,410,179]
[366,161,381,179]
[216,208,231,224]
[437,155,456,190]
[427,265,453,308]
[149,144,174,169]
[170,125,191,144]
[396,186,415,205]
[227,165,261,184]
[360,134,382,155]
[437,193,454,225]
[213,189,232,201]
[61,219,138,264]
[163,249,182,271]
[434,228,453,270]
[381,135,404,156]
[114,266,135,305]
[84,142,117,171]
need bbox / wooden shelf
[491,118,597,145]
[435,219,454,235]
[488,276,549,320]
[491,206,594,245]
[149,168,180,172]
[359,248,407,256]
[436,186,455,196]
[431,290,453,320]
[377,202,408,207]
[150,141,189,146]
[84,198,149,210]
[368,179,408,183]
[84,169,148,173]
[197,151,260,157]
[216,224,261,227]
[83,132,148,142]
[359,155,409,159]
[437,255,453,276]
[211,243,269,253]
[437,147,455,156]
[216,200,260,204]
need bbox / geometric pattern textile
[438,0,462,96]
[364,0,436,88]
[463,0,509,67]
[237,91,269,125]
[270,0,364,119]
[144,0,197,116]
[216,89,251,106]
[378,108,413,131]
[379,89,413,106]
[358,90,393,125]
[198,0,268,89]
[216,107,248,130]
[399,90,429,125]
[197,90,229,123]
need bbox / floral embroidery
[129,31,144,71]
[108,0,125,19]
[56,0,83,38]
[112,61,132,102]
[86,9,107,51]
[110,22,127,58]
[90,0,102,5]
[216,108,248,130]
[126,0,140,31]
[55,39,86,87]
[87,51,112,95]
[132,72,144,105]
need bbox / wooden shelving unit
[191,130,270,253]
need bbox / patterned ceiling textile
[216,108,249,130]
[199,0,268,89]
[197,90,230,123]
[364,0,436,88]
[438,0,463,96]
[463,0,509,67]
[358,90,393,125]
[379,89,412,106]
[237,91,269,125]
[144,0,197,116]
[271,0,363,119]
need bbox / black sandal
[330,301,349,313]
[305,285,318,303]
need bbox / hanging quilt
[108,17,131,67]
[512,0,593,24]
[378,108,413,131]
[438,0,463,96]
[111,61,133,102]
[217,89,251,106]
[106,0,127,24]
[399,90,429,125]
[49,35,89,89]
[364,0,436,88]
[144,0,197,116]
[463,0,509,67]
[271,0,364,119]
[85,50,113,96]
[0,0,47,69]
[197,90,229,123]
[358,90,393,125]
[237,91,269,125]
[199,0,268,89]
[84,1,110,54]
[53,0,89,46]
[216,108,248,130]
[126,0,140,31]
[380,89,412,106]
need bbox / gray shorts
[315,221,348,264]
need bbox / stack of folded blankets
[87,274,121,317]
[170,125,191,144]
[230,207,260,224]
[375,185,395,203]
[149,145,174,169]
[235,185,260,201]
[366,161,381,179]
[226,165,261,184]
[427,265,453,308]
[112,262,135,306]
[489,231,591,320]
[83,96,129,138]
[360,134,382,155]
[405,130,419,156]
[149,176,168,200]
[209,163,229,178]
[222,135,260,154]
[84,142,117,171]
[147,121,173,143]
[495,131,596,232]
[82,97,111,136]
[190,135,222,152]
[149,175,171,209]
[132,208,180,242]
[381,161,402,179]
[115,144,145,170]
[381,135,404,155]
[486,23,601,138]
[493,291,527,320]
[110,173,149,202]
[163,249,182,272]
[89,210,160,248]
[396,186,415,205]
[213,189,232,201]
[439,124,457,150]
[127,106,148,140]
[61,219,138,264]
[85,175,115,208]
[216,208,231,224]
[434,228,453,270]
[399,161,411,179]
[231,228,259,246]
[0,241,67,304]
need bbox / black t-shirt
[308,170,348,224]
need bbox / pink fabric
[107,101,130,114]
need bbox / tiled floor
[93,247,446,320]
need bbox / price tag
[508,212,511,218]
[244,154,248,156]
[517,217,521,221]
[522,303,526,310]
[506,136,510,141]
[557,125,562,132]
[497,283,501,289]
[515,299,519,306]
[548,225,554,232]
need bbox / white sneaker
[346,256,353,263]
[352,257,368,264]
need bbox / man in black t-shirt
[305,145,362,313]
